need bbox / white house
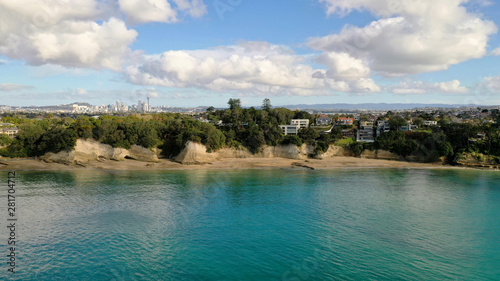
[291,119,310,128]
[280,125,301,135]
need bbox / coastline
[0,157,479,171]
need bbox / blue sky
[1,0,500,107]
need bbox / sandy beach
[0,156,463,171]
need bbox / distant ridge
[281,103,493,111]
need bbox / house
[281,119,310,135]
[376,120,390,137]
[316,115,332,126]
[400,124,418,131]
[291,119,310,128]
[357,122,374,142]
[0,127,19,138]
[342,129,355,139]
[360,121,374,127]
[280,125,301,136]
[423,120,438,126]
[338,117,354,125]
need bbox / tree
[262,98,272,111]
[413,117,424,128]
[281,135,303,146]
[207,106,215,112]
[298,128,319,142]
[227,98,242,110]
[349,142,365,157]
[293,111,312,120]
[245,123,265,153]
[330,127,343,141]
[388,116,407,131]
[0,134,12,146]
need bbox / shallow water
[1,169,499,280]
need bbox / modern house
[291,119,310,128]
[357,121,374,142]
[376,120,391,137]
[316,115,332,125]
[400,124,418,131]
[279,125,301,136]
[423,120,438,126]
[280,119,310,135]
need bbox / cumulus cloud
[316,52,370,81]
[0,1,138,70]
[492,47,500,56]
[0,83,35,91]
[0,0,208,70]
[118,0,177,24]
[312,0,497,76]
[389,80,469,95]
[124,41,381,96]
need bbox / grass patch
[335,138,354,147]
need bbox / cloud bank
[0,0,497,98]
[312,0,497,76]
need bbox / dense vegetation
[1,99,500,164]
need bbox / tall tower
[147,96,150,112]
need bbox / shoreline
[0,157,488,171]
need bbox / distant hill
[281,103,491,111]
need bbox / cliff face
[456,153,500,169]
[174,141,349,164]
[41,139,158,164]
[174,141,219,164]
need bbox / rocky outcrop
[41,139,158,164]
[174,141,218,164]
[259,144,304,159]
[456,153,500,169]
[128,145,159,162]
[317,145,349,159]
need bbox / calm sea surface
[1,168,499,280]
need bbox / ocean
[1,168,499,280]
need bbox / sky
[1,0,500,108]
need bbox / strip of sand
[0,157,465,171]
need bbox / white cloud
[492,47,500,56]
[0,1,139,70]
[0,0,208,70]
[118,0,177,24]
[485,76,500,92]
[124,41,381,96]
[172,0,207,18]
[0,83,34,91]
[438,80,469,93]
[389,80,469,95]
[316,52,370,81]
[312,0,497,76]
[117,0,207,24]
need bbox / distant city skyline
[1,0,500,107]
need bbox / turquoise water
[1,168,500,280]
